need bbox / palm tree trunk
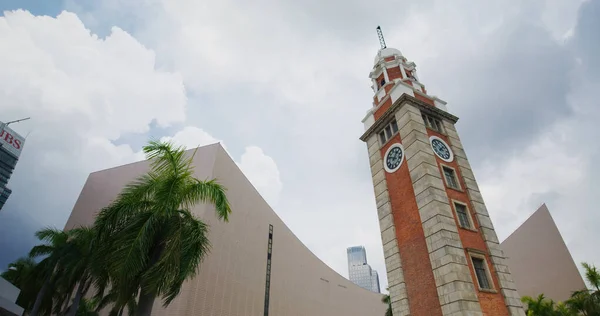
[134,244,163,316]
[66,278,88,316]
[135,291,156,316]
[29,275,51,316]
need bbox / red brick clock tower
[360,36,526,315]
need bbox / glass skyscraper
[347,246,380,293]
[0,123,25,211]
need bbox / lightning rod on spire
[376,26,387,49]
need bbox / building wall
[501,204,586,303]
[427,128,509,316]
[64,143,386,316]
[0,277,24,316]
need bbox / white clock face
[429,136,453,162]
[384,143,405,173]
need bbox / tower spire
[376,26,386,49]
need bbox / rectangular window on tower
[422,113,444,133]
[442,166,461,190]
[453,202,472,229]
[470,255,494,291]
[378,119,399,145]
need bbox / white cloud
[237,146,282,207]
[160,126,224,150]
[478,127,587,240]
[57,0,599,292]
[161,126,282,207]
[0,10,283,270]
[3,0,600,295]
[0,10,189,228]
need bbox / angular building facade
[347,246,380,293]
[501,204,586,303]
[64,143,386,315]
[360,45,525,315]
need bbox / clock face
[429,136,454,162]
[384,143,405,173]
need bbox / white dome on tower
[373,47,403,66]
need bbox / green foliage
[75,298,100,316]
[381,288,392,316]
[523,262,600,316]
[92,140,231,315]
[521,294,576,316]
[2,140,231,316]
[0,256,40,310]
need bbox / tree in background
[521,262,600,316]
[381,292,392,316]
[1,256,39,311]
[60,226,103,316]
[2,140,231,316]
[564,262,600,316]
[28,228,72,316]
[521,294,575,316]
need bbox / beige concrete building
[64,143,386,316]
[501,204,586,303]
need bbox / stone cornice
[359,94,459,142]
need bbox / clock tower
[360,31,526,316]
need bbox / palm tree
[28,228,72,316]
[60,226,102,316]
[521,294,559,316]
[1,256,36,287]
[94,287,138,316]
[565,262,600,316]
[94,140,232,316]
[75,297,100,316]
[582,262,600,293]
[1,256,39,310]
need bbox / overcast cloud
[1,0,599,293]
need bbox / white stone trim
[442,122,526,315]
[430,135,454,162]
[397,103,482,315]
[369,65,384,79]
[383,143,405,173]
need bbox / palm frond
[582,262,600,291]
[88,139,232,315]
[161,210,211,305]
[143,140,191,179]
[183,179,231,221]
[34,227,66,243]
[107,212,158,289]
[29,245,54,258]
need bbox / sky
[0,0,599,294]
